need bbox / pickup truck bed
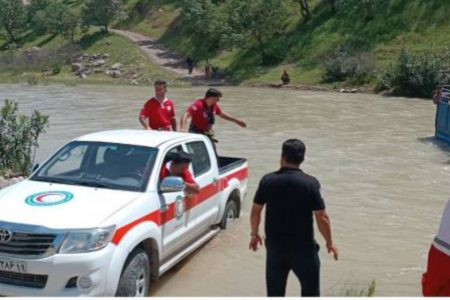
[218,156,247,175]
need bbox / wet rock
[71,63,84,72]
[103,53,110,59]
[111,63,123,70]
[80,73,88,79]
[131,79,139,85]
[92,59,106,67]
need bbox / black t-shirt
[254,167,325,248]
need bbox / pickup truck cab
[0,130,248,296]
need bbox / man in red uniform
[139,80,177,131]
[423,197,450,296]
[160,151,200,195]
[180,88,246,147]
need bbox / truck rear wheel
[220,200,238,229]
[116,248,150,297]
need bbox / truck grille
[0,270,48,289]
[0,232,56,257]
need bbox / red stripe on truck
[111,166,248,245]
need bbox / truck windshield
[31,141,158,192]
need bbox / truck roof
[74,129,195,148]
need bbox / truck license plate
[0,258,27,273]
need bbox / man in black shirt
[249,139,338,297]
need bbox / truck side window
[160,145,184,179]
[186,141,211,177]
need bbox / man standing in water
[249,139,338,297]
[180,88,247,149]
[139,80,177,131]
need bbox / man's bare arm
[171,117,177,131]
[180,111,191,132]
[249,203,264,251]
[185,182,200,194]
[314,209,338,260]
[139,116,150,130]
[218,111,247,128]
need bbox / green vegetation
[81,0,125,33]
[2,0,450,96]
[376,50,450,98]
[0,0,175,85]
[0,100,49,176]
[117,0,450,97]
[332,280,377,297]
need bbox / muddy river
[1,84,449,296]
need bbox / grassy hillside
[0,0,175,86]
[117,0,450,88]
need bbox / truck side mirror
[160,176,185,193]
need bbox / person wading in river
[249,139,338,297]
[139,80,177,131]
[180,88,246,152]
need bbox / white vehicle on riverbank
[0,130,248,296]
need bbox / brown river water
[1,84,449,296]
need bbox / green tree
[81,0,124,33]
[0,0,26,44]
[27,0,50,22]
[293,0,311,21]
[0,100,49,176]
[43,2,79,42]
[324,0,337,13]
[28,1,79,42]
[225,0,289,65]
[180,0,228,61]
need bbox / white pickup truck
[0,130,248,296]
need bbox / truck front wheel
[116,248,150,297]
[220,200,238,229]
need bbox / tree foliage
[0,0,26,44]
[375,50,450,98]
[293,0,311,21]
[179,0,228,61]
[224,0,289,65]
[81,0,125,33]
[0,100,49,176]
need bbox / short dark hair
[205,88,222,98]
[282,139,305,165]
[154,80,167,86]
[172,151,192,164]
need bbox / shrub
[322,49,375,84]
[375,50,450,98]
[0,100,49,176]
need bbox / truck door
[159,145,189,257]
[185,140,221,235]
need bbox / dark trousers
[266,243,320,297]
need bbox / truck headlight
[59,226,116,254]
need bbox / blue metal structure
[435,86,450,144]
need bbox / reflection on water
[1,84,449,296]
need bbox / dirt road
[111,29,227,85]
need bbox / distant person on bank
[139,80,177,131]
[281,70,290,85]
[422,197,450,296]
[186,56,194,75]
[180,88,247,151]
[249,139,338,297]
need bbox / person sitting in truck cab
[160,151,200,195]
